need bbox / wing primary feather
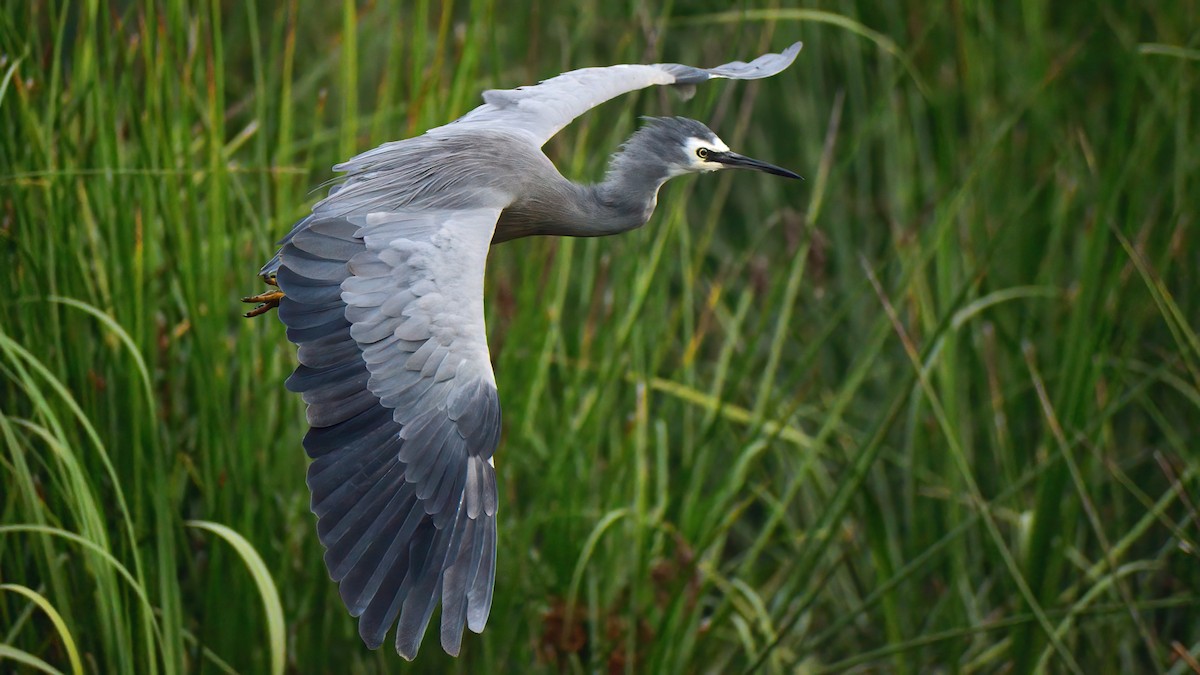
[395,511,469,659]
[346,495,426,613]
[429,463,468,527]
[354,537,411,649]
[466,513,497,633]
[306,424,399,513]
[465,456,483,519]
[320,462,408,556]
[326,471,415,583]
[307,427,400,511]
[439,515,475,655]
[415,438,462,501]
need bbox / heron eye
[697,147,710,160]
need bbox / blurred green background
[2,1,1198,673]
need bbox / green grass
[2,1,1198,673]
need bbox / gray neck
[494,137,673,243]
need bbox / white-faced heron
[244,42,803,659]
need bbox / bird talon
[241,289,284,317]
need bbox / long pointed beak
[710,151,802,180]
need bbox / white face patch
[682,135,732,174]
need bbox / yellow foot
[242,289,284,317]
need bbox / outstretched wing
[275,205,504,659]
[445,42,803,146]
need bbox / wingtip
[359,629,385,651]
[395,629,425,661]
[441,630,464,657]
[780,41,804,64]
[467,616,489,634]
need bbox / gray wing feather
[446,42,802,146]
[273,206,504,659]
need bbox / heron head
[641,117,801,180]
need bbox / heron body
[249,43,803,659]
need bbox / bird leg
[242,276,284,318]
